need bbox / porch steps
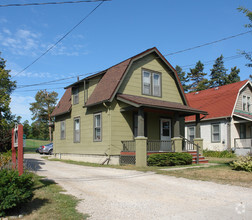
[187,151,208,164]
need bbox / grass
[6,174,88,219]
[24,139,51,154]
[48,157,252,188]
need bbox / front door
[160,118,171,151]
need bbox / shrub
[203,150,236,158]
[230,156,252,172]
[0,169,34,217]
[0,151,12,170]
[147,153,192,166]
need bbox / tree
[30,90,58,141]
[238,7,252,67]
[23,120,31,138]
[225,66,240,84]
[209,55,228,87]
[187,61,207,92]
[0,53,16,152]
[196,78,210,91]
[175,65,189,92]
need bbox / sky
[0,0,251,123]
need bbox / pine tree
[187,61,207,92]
[209,55,228,87]
[175,65,189,92]
[225,66,240,84]
[30,90,58,141]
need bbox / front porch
[120,138,207,165]
[117,94,208,166]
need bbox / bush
[147,153,193,166]
[230,156,252,172]
[0,151,12,170]
[203,150,236,158]
[0,169,34,217]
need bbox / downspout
[103,102,111,163]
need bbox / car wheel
[49,149,53,155]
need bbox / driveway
[24,154,252,220]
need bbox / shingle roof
[234,112,252,121]
[85,47,187,106]
[117,94,207,115]
[51,88,72,117]
[185,80,249,122]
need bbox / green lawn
[6,175,87,219]
[24,139,51,154]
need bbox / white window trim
[73,117,80,143]
[142,69,162,97]
[60,120,66,140]
[94,112,102,142]
[187,126,195,141]
[211,123,221,143]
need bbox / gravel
[25,154,252,220]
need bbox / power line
[164,30,252,56]
[11,0,106,79]
[16,71,101,89]
[0,0,109,8]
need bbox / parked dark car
[38,143,53,155]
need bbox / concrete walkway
[24,154,252,220]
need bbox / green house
[51,47,207,165]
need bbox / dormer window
[73,87,79,105]
[142,69,161,97]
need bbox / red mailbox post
[12,123,23,175]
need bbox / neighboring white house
[185,80,252,154]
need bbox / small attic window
[73,87,79,105]
[215,87,219,90]
[195,92,199,95]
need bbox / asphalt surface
[24,154,252,220]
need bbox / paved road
[24,154,252,220]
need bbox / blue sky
[0,0,251,123]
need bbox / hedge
[203,150,236,158]
[230,156,252,172]
[0,169,34,217]
[147,153,193,166]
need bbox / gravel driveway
[24,154,252,220]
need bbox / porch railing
[180,135,200,164]
[147,140,174,152]
[234,138,252,149]
[121,140,136,152]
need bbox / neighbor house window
[242,95,246,111]
[74,117,80,143]
[240,124,246,139]
[142,69,161,97]
[211,124,220,143]
[188,126,195,141]
[60,121,66,140]
[94,113,102,141]
[73,87,79,105]
[247,96,250,112]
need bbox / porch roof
[117,94,208,116]
[233,112,252,122]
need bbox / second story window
[73,87,79,105]
[142,69,161,97]
[247,96,250,112]
[60,121,66,140]
[242,95,246,111]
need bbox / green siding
[118,53,184,104]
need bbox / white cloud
[0,18,8,24]
[0,28,41,56]
[10,95,34,122]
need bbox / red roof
[185,80,249,122]
[51,88,72,117]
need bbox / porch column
[174,112,180,137]
[137,108,145,137]
[195,114,201,138]
[135,137,147,167]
